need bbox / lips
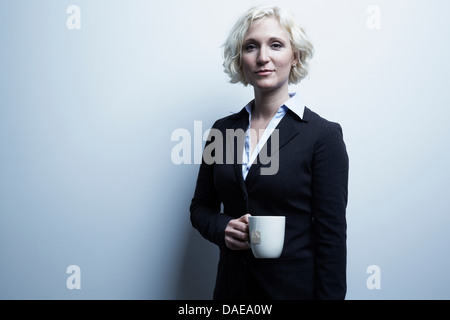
[255,70,274,76]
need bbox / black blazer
[190,105,349,300]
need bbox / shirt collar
[243,92,305,119]
[284,92,305,119]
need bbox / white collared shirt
[242,92,305,180]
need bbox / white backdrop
[1,0,449,299]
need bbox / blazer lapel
[245,109,308,181]
[225,108,249,194]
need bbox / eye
[271,42,283,49]
[244,43,257,51]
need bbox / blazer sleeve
[311,122,349,300]
[190,120,233,250]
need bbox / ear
[292,52,299,67]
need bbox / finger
[225,235,250,250]
[228,219,249,234]
[225,226,249,241]
[239,213,251,224]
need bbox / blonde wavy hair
[222,5,314,86]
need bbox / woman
[190,5,349,300]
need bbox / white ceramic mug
[248,216,285,259]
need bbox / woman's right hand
[224,213,251,250]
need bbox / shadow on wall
[175,227,219,299]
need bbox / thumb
[240,213,251,224]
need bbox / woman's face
[241,17,297,93]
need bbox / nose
[257,45,270,65]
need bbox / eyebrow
[243,37,287,44]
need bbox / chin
[251,79,275,88]
[253,81,283,92]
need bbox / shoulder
[211,108,247,130]
[303,107,344,138]
[303,108,348,162]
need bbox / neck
[252,87,291,120]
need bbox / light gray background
[1,0,449,299]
